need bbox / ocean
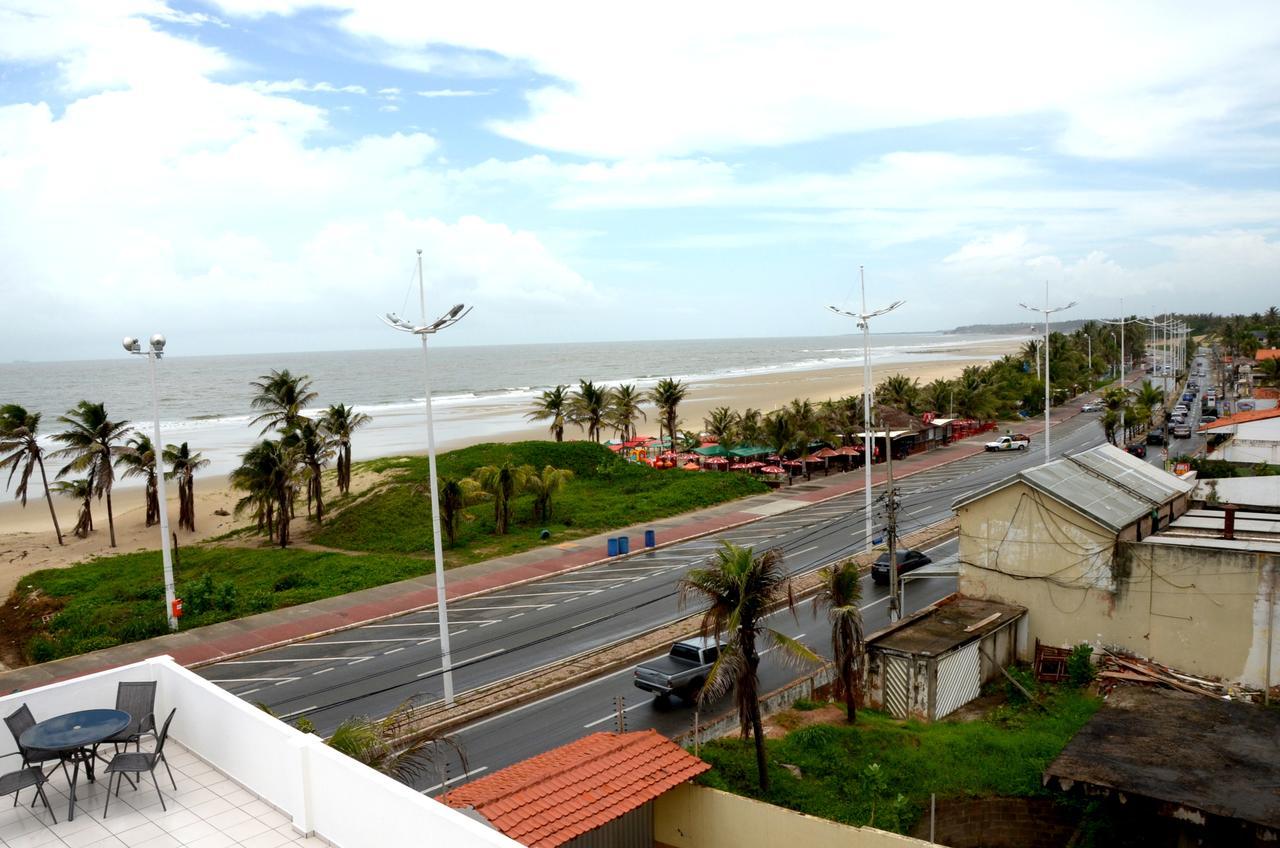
[0,332,1011,486]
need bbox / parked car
[634,637,720,703]
[1125,443,1147,458]
[1172,423,1192,439]
[984,434,1031,452]
[871,549,933,585]
[1147,428,1167,446]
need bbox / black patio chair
[0,767,56,823]
[103,681,157,752]
[4,704,70,805]
[103,708,176,816]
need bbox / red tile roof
[440,730,708,847]
[1199,406,1280,432]
[1255,348,1280,361]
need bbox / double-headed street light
[382,249,472,707]
[1020,283,1077,466]
[828,266,904,552]
[124,334,178,632]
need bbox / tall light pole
[124,334,178,632]
[1101,299,1128,437]
[382,250,473,707]
[1020,282,1077,465]
[828,266,904,551]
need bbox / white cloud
[247,78,367,95]
[417,88,493,98]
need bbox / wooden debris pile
[1097,649,1265,703]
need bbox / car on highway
[985,434,1031,452]
[1080,402,1102,412]
[1147,428,1167,446]
[1172,423,1192,439]
[871,549,933,585]
[1125,443,1147,458]
[634,637,720,703]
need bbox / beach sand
[0,339,1020,593]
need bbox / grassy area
[312,441,768,564]
[4,440,767,665]
[10,547,436,663]
[697,687,1100,834]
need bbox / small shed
[863,595,1025,721]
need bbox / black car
[1146,428,1167,446]
[1125,443,1147,459]
[871,549,932,584]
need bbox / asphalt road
[1141,353,1209,469]
[423,536,961,794]
[197,407,1108,736]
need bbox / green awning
[728,445,773,459]
[693,444,731,457]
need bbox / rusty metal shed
[863,595,1025,721]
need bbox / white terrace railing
[0,656,518,847]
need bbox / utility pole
[884,414,901,621]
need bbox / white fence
[0,656,516,847]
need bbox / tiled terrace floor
[0,742,330,848]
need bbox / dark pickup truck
[634,637,720,703]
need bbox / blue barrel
[618,536,630,555]
[607,537,619,557]
[644,529,656,548]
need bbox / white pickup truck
[985,434,1031,452]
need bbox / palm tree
[787,398,829,451]
[51,478,93,538]
[231,439,298,547]
[648,378,688,447]
[1100,386,1132,445]
[876,374,919,415]
[1021,339,1042,379]
[608,384,646,441]
[568,380,610,442]
[736,408,764,446]
[1135,380,1164,426]
[435,476,484,547]
[681,542,817,792]
[703,407,738,447]
[953,366,998,421]
[526,385,571,442]
[471,461,534,534]
[116,434,159,526]
[0,404,64,545]
[1265,306,1279,325]
[52,401,129,547]
[762,411,796,458]
[283,418,333,523]
[813,558,865,723]
[249,369,318,434]
[164,442,209,533]
[326,700,468,787]
[525,465,574,523]
[1257,358,1280,387]
[323,404,371,495]
[919,379,954,417]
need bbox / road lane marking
[206,677,299,684]
[220,657,364,664]
[293,638,426,645]
[492,591,599,598]
[539,578,637,585]
[279,705,316,719]
[347,657,372,665]
[239,688,260,696]
[416,648,506,678]
[451,604,554,611]
[361,620,499,628]
[311,668,334,676]
[789,545,819,557]
[384,648,405,655]
[421,766,489,795]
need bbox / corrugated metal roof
[954,444,1190,533]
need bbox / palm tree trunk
[748,690,769,792]
[313,467,325,524]
[36,454,64,545]
[106,487,117,547]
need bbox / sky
[1,1,1278,360]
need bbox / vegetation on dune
[697,687,1100,834]
[313,441,767,561]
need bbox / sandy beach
[0,339,1019,594]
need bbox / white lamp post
[1020,282,1077,466]
[123,334,178,632]
[1101,299,1128,437]
[382,249,472,707]
[828,266,904,551]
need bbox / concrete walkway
[0,390,1110,694]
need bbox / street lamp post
[123,334,178,632]
[1020,282,1077,466]
[382,250,473,707]
[828,266,904,552]
[1101,299,1128,437]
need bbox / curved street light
[382,249,472,708]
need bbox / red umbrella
[729,462,750,470]
[682,462,700,470]
[765,454,782,462]
[743,461,766,469]
[760,465,785,474]
[802,454,824,463]
[659,451,677,459]
[703,456,729,465]
[814,447,839,458]
[782,459,803,467]
[836,445,862,456]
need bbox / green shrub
[71,635,120,654]
[1067,644,1096,686]
[1004,665,1039,704]
[26,636,56,664]
[120,615,169,643]
[792,697,823,711]
[273,572,313,592]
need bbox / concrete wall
[958,483,1279,688]
[654,784,933,848]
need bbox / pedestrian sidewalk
[0,392,1105,694]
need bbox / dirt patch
[0,586,62,668]
[763,702,848,738]
[945,688,1010,722]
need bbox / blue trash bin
[644,529,656,548]
[618,536,630,555]
[607,537,619,557]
